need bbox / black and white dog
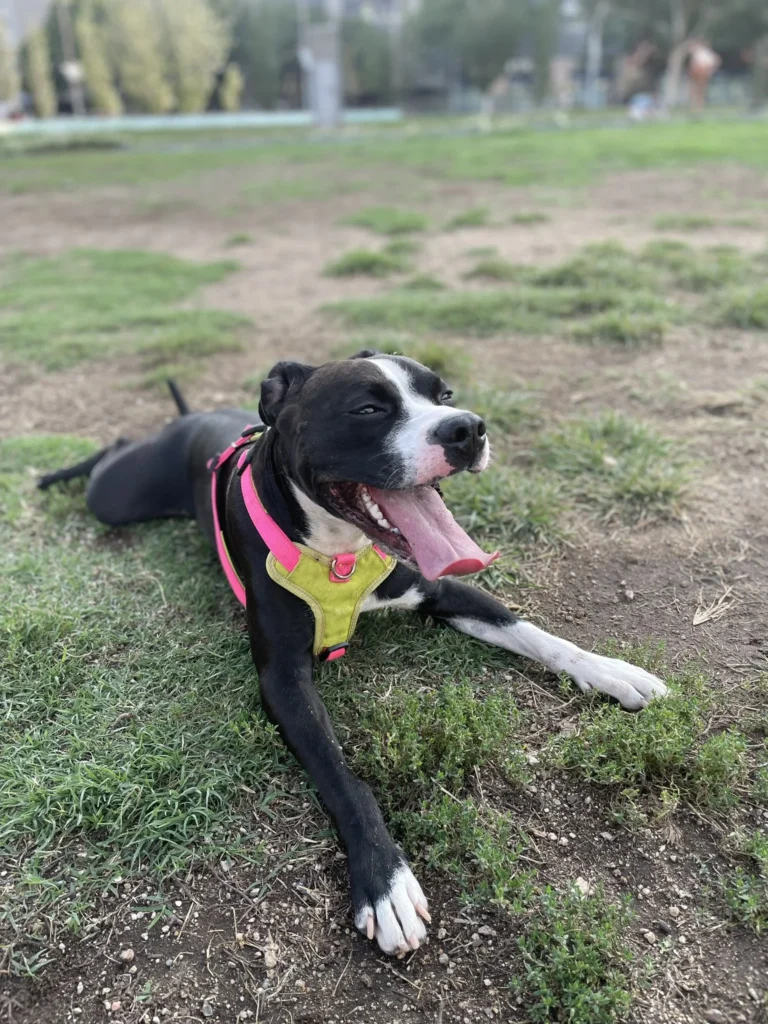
[40,352,667,956]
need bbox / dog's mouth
[324,481,499,581]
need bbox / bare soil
[2,160,768,1024]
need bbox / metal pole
[55,0,86,116]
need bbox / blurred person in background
[687,38,721,112]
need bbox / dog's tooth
[391,527,401,534]
[378,516,392,529]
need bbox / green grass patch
[225,231,254,247]
[710,285,768,329]
[399,273,446,291]
[465,256,527,282]
[514,885,637,1024]
[550,653,749,811]
[641,240,755,292]
[383,238,423,258]
[0,249,246,371]
[511,211,550,225]
[445,207,490,230]
[653,214,716,231]
[572,310,667,348]
[459,384,540,434]
[343,205,428,235]
[443,465,565,548]
[332,337,472,383]
[533,242,656,292]
[327,285,651,338]
[324,247,409,278]
[536,412,689,520]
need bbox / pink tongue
[369,486,499,582]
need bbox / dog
[39,352,668,956]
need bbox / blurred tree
[342,17,392,104]
[25,29,57,118]
[110,0,174,114]
[219,62,244,111]
[160,0,229,114]
[75,1,122,115]
[0,19,20,104]
[529,0,560,103]
[404,0,525,96]
[232,0,299,109]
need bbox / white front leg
[450,617,668,710]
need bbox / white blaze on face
[371,356,489,486]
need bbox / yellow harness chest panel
[266,544,396,657]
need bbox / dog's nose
[431,413,486,463]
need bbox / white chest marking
[290,484,368,556]
[362,584,424,613]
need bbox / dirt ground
[2,158,768,1024]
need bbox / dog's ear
[258,361,315,426]
[348,348,379,359]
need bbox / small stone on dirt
[120,948,135,962]
[202,1002,215,1018]
[703,1011,726,1024]
[361,974,373,989]
[439,953,449,965]
[643,931,657,945]
[748,987,760,1002]
[600,832,614,842]
[478,925,496,937]
[264,948,278,970]
[437,927,447,940]
[574,877,592,896]
[669,905,680,918]
[655,920,672,935]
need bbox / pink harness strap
[237,448,300,573]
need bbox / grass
[535,412,689,520]
[324,247,410,278]
[0,249,246,371]
[550,653,750,811]
[343,205,428,235]
[399,272,445,290]
[572,311,668,348]
[225,231,254,247]
[514,886,637,1024]
[653,214,716,231]
[511,211,550,225]
[710,285,768,329]
[5,120,768,197]
[445,207,490,230]
[465,256,526,282]
[327,286,663,338]
[532,242,656,292]
[331,336,473,383]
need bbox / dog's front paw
[570,652,668,710]
[350,847,430,956]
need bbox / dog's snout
[432,413,486,461]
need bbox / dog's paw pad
[355,865,429,956]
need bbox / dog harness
[208,426,396,662]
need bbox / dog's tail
[38,439,129,491]
[168,379,190,416]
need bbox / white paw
[569,652,668,710]
[354,865,430,956]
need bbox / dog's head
[258,351,497,580]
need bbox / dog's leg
[379,573,668,710]
[38,439,130,491]
[247,598,430,956]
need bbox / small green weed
[654,214,716,231]
[465,256,528,282]
[533,242,655,292]
[383,238,422,258]
[536,412,689,519]
[324,248,409,278]
[722,868,768,934]
[512,211,550,225]
[572,311,667,348]
[225,232,253,247]
[445,207,490,230]
[514,885,636,1024]
[343,206,428,235]
[399,273,445,291]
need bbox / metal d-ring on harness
[208,423,396,661]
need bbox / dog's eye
[351,405,381,416]
[440,390,454,403]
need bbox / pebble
[478,925,496,937]
[120,948,135,962]
[201,1002,215,1019]
[484,979,491,987]
[600,832,614,842]
[264,948,278,970]
[361,974,373,989]
[110,1002,122,1013]
[76,981,84,996]
[437,927,447,940]
[643,931,657,945]
[439,953,449,966]
[654,920,672,935]
[295,979,306,992]
[471,932,482,947]
[748,986,760,1002]
[669,906,681,918]
[702,1011,726,1024]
